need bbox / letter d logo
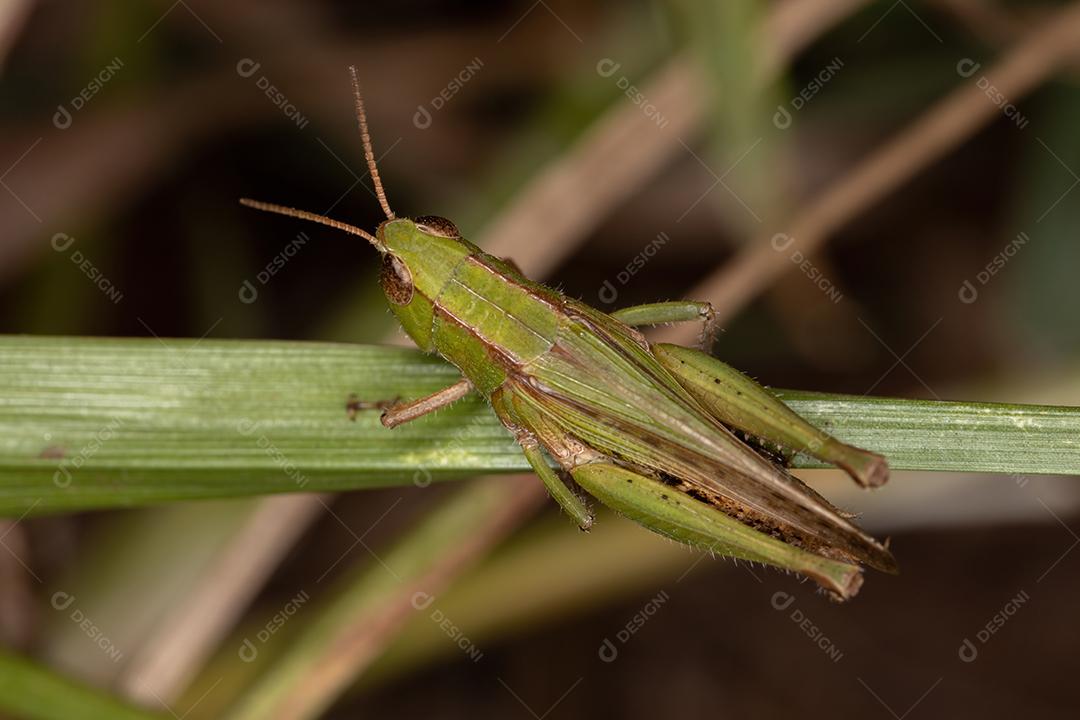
[51,591,75,611]
[411,591,435,610]
[598,638,618,663]
[771,591,795,611]
[236,58,261,78]
[53,105,73,130]
[958,279,978,304]
[239,280,259,304]
[413,105,432,130]
[238,638,259,662]
[773,105,792,129]
[598,279,619,304]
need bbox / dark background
[1,1,1078,718]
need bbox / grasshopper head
[377,216,474,304]
[375,215,477,351]
[239,68,476,352]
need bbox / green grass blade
[776,390,1080,474]
[0,649,165,720]
[1,335,1078,516]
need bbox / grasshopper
[241,68,896,600]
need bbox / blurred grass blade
[0,649,165,720]
[225,476,543,720]
[38,501,268,687]
[2,336,1080,517]
[362,514,687,688]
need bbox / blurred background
[2,0,1080,718]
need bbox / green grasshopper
[241,68,896,600]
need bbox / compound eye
[380,254,414,305]
[414,215,461,238]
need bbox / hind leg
[652,343,888,488]
[569,461,864,600]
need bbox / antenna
[238,198,380,247]
[348,65,394,220]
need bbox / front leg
[348,378,474,428]
[610,300,717,350]
[346,395,399,421]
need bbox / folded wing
[516,302,896,573]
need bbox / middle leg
[610,300,717,349]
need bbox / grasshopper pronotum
[241,68,895,600]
